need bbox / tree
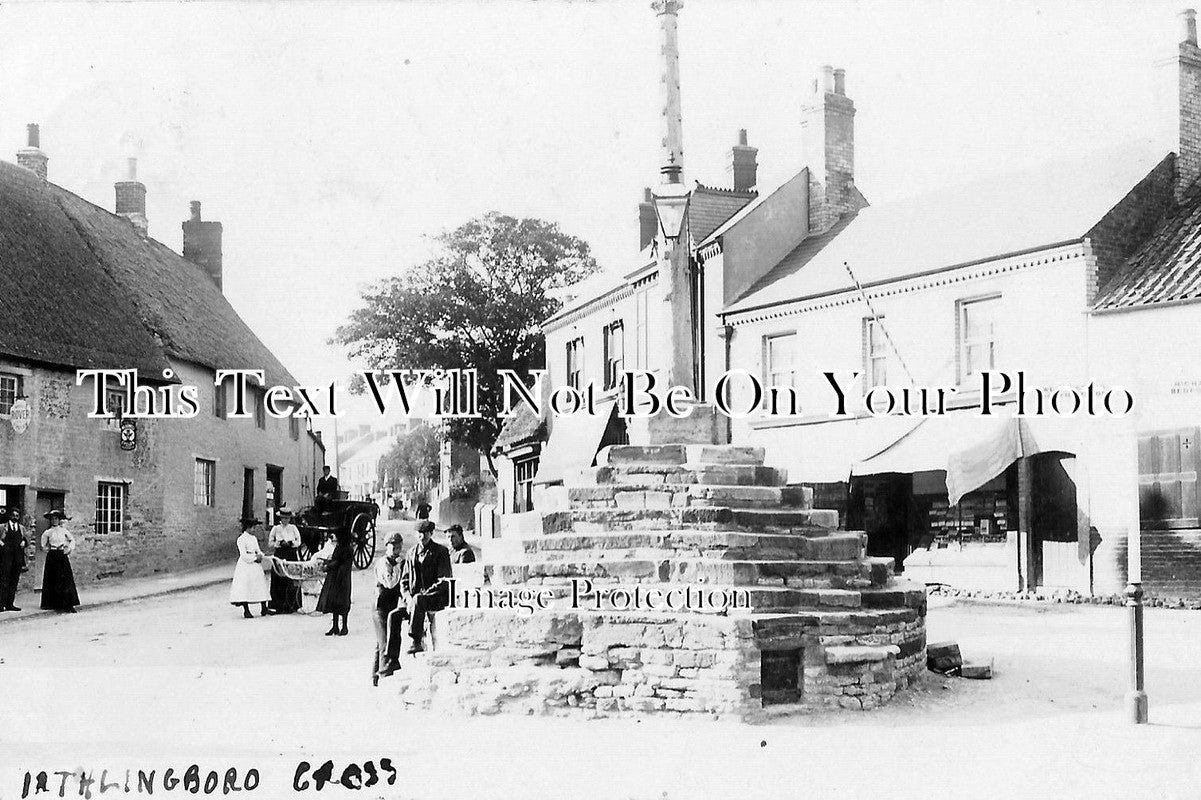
[378,424,441,500]
[335,212,599,473]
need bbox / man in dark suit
[0,507,29,611]
[316,466,340,513]
[401,520,452,654]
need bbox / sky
[0,0,1190,434]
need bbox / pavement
[2,534,1200,799]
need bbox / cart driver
[316,466,340,513]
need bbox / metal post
[1125,582,1148,723]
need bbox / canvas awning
[533,399,618,485]
[853,413,1080,505]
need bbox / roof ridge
[692,182,758,197]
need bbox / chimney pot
[115,158,148,237]
[821,65,835,94]
[729,129,759,192]
[182,201,223,291]
[1184,8,1198,45]
[17,123,48,180]
[834,68,847,96]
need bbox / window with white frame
[103,387,127,430]
[213,378,227,419]
[194,459,216,506]
[603,321,625,390]
[764,333,797,389]
[635,290,649,370]
[95,482,126,535]
[566,337,585,391]
[514,456,539,513]
[959,296,1000,383]
[0,372,22,415]
[865,317,888,388]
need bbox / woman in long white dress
[229,517,270,619]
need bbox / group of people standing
[228,508,310,619]
[0,505,80,614]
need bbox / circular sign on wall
[9,398,30,434]
[119,418,137,451]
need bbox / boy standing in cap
[373,531,405,683]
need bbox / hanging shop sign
[119,418,137,451]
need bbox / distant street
[2,549,1201,798]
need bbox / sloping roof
[1094,183,1201,311]
[545,244,655,327]
[0,160,297,387]
[687,184,757,244]
[493,403,546,452]
[725,141,1169,315]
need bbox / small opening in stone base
[760,648,802,706]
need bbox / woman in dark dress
[316,528,352,636]
[40,510,80,612]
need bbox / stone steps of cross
[565,505,838,533]
[522,528,863,555]
[493,555,892,590]
[572,464,788,488]
[458,580,919,614]
[596,444,767,469]
[567,484,792,510]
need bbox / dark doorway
[0,484,27,520]
[33,491,65,542]
[850,473,916,573]
[242,468,255,521]
[760,648,802,705]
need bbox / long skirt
[269,544,303,613]
[40,550,79,611]
[229,558,269,605]
[316,562,352,615]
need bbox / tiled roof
[725,142,1169,314]
[687,184,757,244]
[493,403,546,452]
[0,160,297,387]
[1094,183,1201,311]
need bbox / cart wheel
[351,512,375,570]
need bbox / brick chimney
[115,158,148,237]
[728,128,758,192]
[801,65,857,233]
[1177,9,1201,199]
[638,187,657,250]
[182,201,223,291]
[17,124,48,180]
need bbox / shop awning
[533,399,618,485]
[853,414,1080,505]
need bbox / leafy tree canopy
[335,212,598,470]
[378,424,441,500]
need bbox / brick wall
[1178,42,1201,200]
[1086,154,1175,302]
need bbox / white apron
[229,531,269,604]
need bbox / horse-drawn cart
[295,496,379,570]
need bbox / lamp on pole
[1125,414,1148,724]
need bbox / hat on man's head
[447,524,464,535]
[417,520,435,534]
[384,531,403,545]
[43,509,70,521]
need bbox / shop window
[514,456,539,513]
[95,482,126,535]
[603,321,625,390]
[566,338,585,391]
[958,295,1000,383]
[764,332,797,389]
[864,317,888,387]
[0,372,22,416]
[1139,428,1199,528]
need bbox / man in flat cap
[401,520,452,654]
